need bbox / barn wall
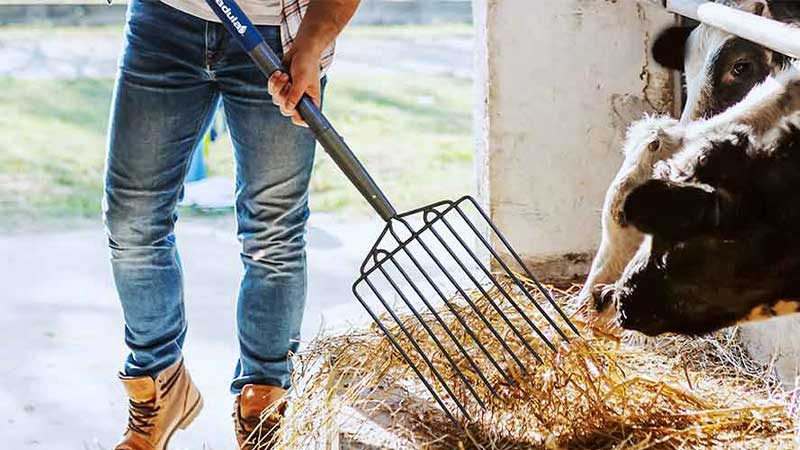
[475,0,677,282]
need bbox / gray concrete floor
[0,214,385,450]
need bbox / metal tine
[359,215,515,385]
[360,275,473,421]
[383,252,501,397]
[374,258,487,407]
[389,218,532,372]
[418,210,545,363]
[433,212,558,353]
[455,198,579,340]
[389,231,515,386]
[464,196,579,336]
[352,284,465,426]
[358,222,393,274]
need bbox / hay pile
[267,278,799,449]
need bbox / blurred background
[0,0,475,223]
[0,1,475,448]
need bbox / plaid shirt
[281,0,336,74]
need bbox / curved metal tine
[456,198,578,339]
[389,218,530,373]
[361,276,473,420]
[375,262,487,407]
[389,231,515,385]
[352,284,466,426]
[359,224,393,274]
[383,253,499,397]
[420,217,544,364]
[435,213,557,353]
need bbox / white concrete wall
[475,0,677,281]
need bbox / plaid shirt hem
[281,0,336,75]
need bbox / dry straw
[255,278,799,449]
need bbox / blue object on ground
[185,134,208,182]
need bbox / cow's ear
[623,180,718,241]
[652,26,693,72]
[744,1,771,18]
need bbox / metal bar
[389,230,515,385]
[420,216,545,364]
[435,212,557,353]
[357,202,462,281]
[374,260,486,406]
[351,285,463,425]
[360,277,473,421]
[384,253,501,396]
[460,197,579,338]
[390,218,530,373]
[664,0,800,60]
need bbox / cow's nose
[618,308,667,336]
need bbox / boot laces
[236,409,280,448]
[127,399,161,435]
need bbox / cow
[577,0,799,329]
[615,67,800,336]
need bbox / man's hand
[266,0,360,127]
[267,45,322,127]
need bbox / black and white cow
[578,0,800,329]
[616,69,800,335]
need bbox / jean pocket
[255,25,283,59]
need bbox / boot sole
[178,395,204,430]
[160,394,203,450]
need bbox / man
[102,0,359,448]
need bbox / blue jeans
[103,0,320,392]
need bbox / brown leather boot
[115,358,203,450]
[233,384,287,450]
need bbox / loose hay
[266,278,799,449]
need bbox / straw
[262,278,798,449]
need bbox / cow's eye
[731,61,752,77]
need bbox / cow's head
[610,118,800,336]
[652,1,791,121]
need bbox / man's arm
[268,0,360,126]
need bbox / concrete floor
[0,214,385,450]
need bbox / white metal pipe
[665,0,800,60]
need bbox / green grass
[0,78,112,222]
[0,74,473,223]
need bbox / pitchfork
[206,0,581,425]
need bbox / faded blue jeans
[103,0,320,392]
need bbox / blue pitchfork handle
[204,0,396,221]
